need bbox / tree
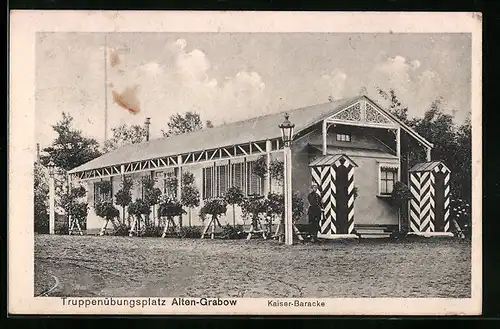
[60,186,88,233]
[378,88,473,228]
[41,112,102,171]
[454,115,472,202]
[161,111,213,137]
[140,176,162,228]
[34,162,49,233]
[103,124,147,153]
[180,171,200,227]
[377,88,410,124]
[114,176,134,225]
[224,186,244,226]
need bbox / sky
[35,32,471,149]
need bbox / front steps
[354,225,396,239]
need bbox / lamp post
[279,113,295,246]
[47,160,55,235]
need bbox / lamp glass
[279,113,295,145]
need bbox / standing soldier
[307,184,322,242]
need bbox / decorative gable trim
[327,100,397,128]
[365,102,392,124]
[331,102,362,122]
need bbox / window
[202,160,264,200]
[380,166,398,195]
[246,161,263,196]
[231,162,245,191]
[202,166,215,199]
[336,133,351,142]
[163,169,178,199]
[94,178,113,207]
[216,164,230,197]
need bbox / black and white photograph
[9,11,482,315]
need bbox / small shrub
[221,224,245,239]
[55,222,69,235]
[129,199,151,216]
[179,226,202,238]
[95,201,120,220]
[391,181,411,206]
[451,198,471,238]
[143,225,163,237]
[252,156,268,178]
[240,195,267,226]
[199,198,228,222]
[158,195,186,217]
[113,223,130,236]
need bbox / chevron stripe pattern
[434,163,452,232]
[443,169,451,232]
[311,166,335,234]
[409,172,421,233]
[310,157,356,235]
[346,162,356,234]
[409,161,452,233]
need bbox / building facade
[68,95,438,237]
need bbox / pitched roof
[309,154,358,167]
[69,94,433,174]
[409,161,450,173]
[69,96,360,174]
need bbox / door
[335,164,350,234]
[434,171,445,232]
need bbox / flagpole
[104,33,108,142]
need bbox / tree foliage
[199,198,227,222]
[95,201,120,221]
[269,160,284,182]
[379,88,472,205]
[41,112,102,171]
[141,176,162,208]
[161,111,213,137]
[103,124,147,153]
[377,88,410,124]
[34,162,49,233]
[60,186,88,230]
[114,177,134,224]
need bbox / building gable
[327,98,396,128]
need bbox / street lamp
[47,160,56,235]
[279,113,295,147]
[279,113,295,245]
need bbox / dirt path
[34,235,472,298]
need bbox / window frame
[336,133,351,142]
[378,163,399,196]
[93,177,113,208]
[202,159,264,200]
[162,169,178,199]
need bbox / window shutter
[232,162,243,191]
[218,164,229,196]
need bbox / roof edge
[362,95,434,149]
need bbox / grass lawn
[34,234,471,298]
